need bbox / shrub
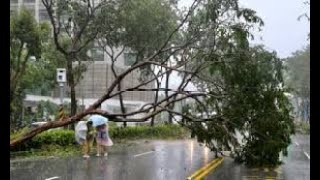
[11,124,189,152]
[109,124,188,140]
[11,129,76,152]
[10,127,31,141]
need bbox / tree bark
[118,83,127,127]
[165,69,173,123]
[66,55,77,130]
[150,67,161,127]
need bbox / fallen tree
[10,0,294,168]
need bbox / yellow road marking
[265,176,276,180]
[242,176,282,180]
[242,176,261,179]
[194,158,224,180]
[251,168,259,171]
[187,157,224,180]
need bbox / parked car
[30,122,47,129]
[30,121,62,131]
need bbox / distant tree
[41,0,103,116]
[298,0,310,39]
[96,0,179,126]
[10,8,50,129]
[285,45,310,122]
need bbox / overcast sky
[179,0,310,58]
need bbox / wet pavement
[10,135,310,180]
[206,134,310,180]
[282,134,310,180]
[10,140,215,180]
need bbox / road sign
[56,68,66,83]
[57,68,66,104]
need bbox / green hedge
[110,124,188,139]
[11,129,76,152]
[11,124,189,152]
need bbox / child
[83,121,96,158]
[75,120,95,158]
[96,123,113,157]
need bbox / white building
[10,0,49,22]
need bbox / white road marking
[45,177,60,180]
[133,151,155,157]
[295,142,299,146]
[304,152,310,160]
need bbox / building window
[10,9,17,17]
[124,52,137,66]
[23,0,35,3]
[10,0,19,4]
[22,6,35,17]
[91,47,104,61]
[39,9,49,21]
[110,106,121,113]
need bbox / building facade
[73,47,154,114]
[10,0,50,22]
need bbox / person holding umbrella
[75,120,96,158]
[88,115,113,157]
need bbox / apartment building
[10,0,49,22]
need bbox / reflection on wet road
[282,134,310,180]
[206,135,310,180]
[10,140,214,180]
[11,135,309,180]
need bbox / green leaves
[11,125,188,152]
[10,8,45,59]
[237,8,264,26]
[109,124,188,140]
[10,8,53,129]
[187,14,294,165]
[116,0,178,55]
[284,45,309,122]
[285,46,310,97]
[223,48,294,167]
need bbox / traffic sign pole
[57,68,66,121]
[59,82,64,105]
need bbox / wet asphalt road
[206,134,310,180]
[10,140,215,180]
[10,135,310,180]
[282,134,310,180]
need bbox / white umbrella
[88,115,108,127]
[75,121,88,144]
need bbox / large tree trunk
[67,55,77,130]
[165,69,173,124]
[118,83,127,127]
[150,69,160,127]
[67,60,77,116]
